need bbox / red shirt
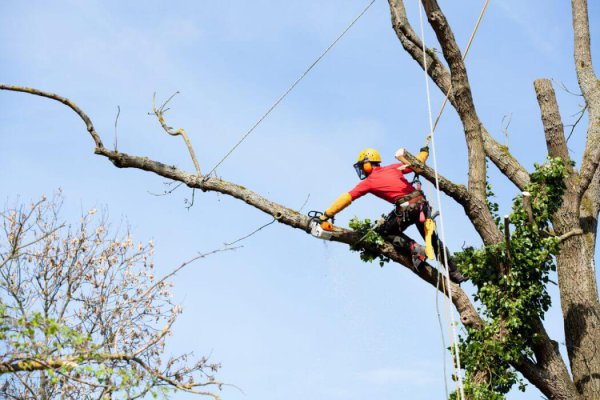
[348,163,416,204]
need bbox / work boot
[449,270,467,284]
[409,242,427,271]
[446,257,467,284]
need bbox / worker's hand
[319,212,330,222]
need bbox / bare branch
[566,104,588,142]
[534,79,574,173]
[151,92,202,177]
[0,84,103,148]
[224,219,276,246]
[501,113,512,149]
[113,105,121,151]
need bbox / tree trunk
[554,192,600,398]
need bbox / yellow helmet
[354,148,381,179]
[357,148,381,163]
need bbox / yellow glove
[424,218,436,260]
[416,146,429,164]
[324,193,352,218]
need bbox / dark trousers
[379,200,456,271]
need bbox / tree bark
[535,77,600,399]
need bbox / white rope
[417,1,465,399]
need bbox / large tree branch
[0,83,483,331]
[97,147,482,328]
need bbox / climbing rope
[417,1,489,399]
[205,0,376,178]
[416,3,464,399]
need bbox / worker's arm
[321,180,370,220]
[322,192,353,220]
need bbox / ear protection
[362,161,373,174]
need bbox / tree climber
[320,147,467,284]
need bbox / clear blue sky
[1,1,598,399]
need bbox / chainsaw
[307,211,334,240]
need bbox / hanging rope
[416,3,464,398]
[417,0,490,398]
[205,0,376,178]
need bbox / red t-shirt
[348,163,416,204]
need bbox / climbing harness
[205,0,376,178]
[416,0,490,399]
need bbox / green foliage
[348,217,390,267]
[453,157,567,399]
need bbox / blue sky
[1,1,598,399]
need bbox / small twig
[151,92,202,176]
[184,188,196,210]
[114,105,121,151]
[501,113,512,149]
[556,80,584,97]
[147,181,184,197]
[141,247,241,300]
[224,219,277,246]
[566,103,588,142]
[298,193,311,213]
